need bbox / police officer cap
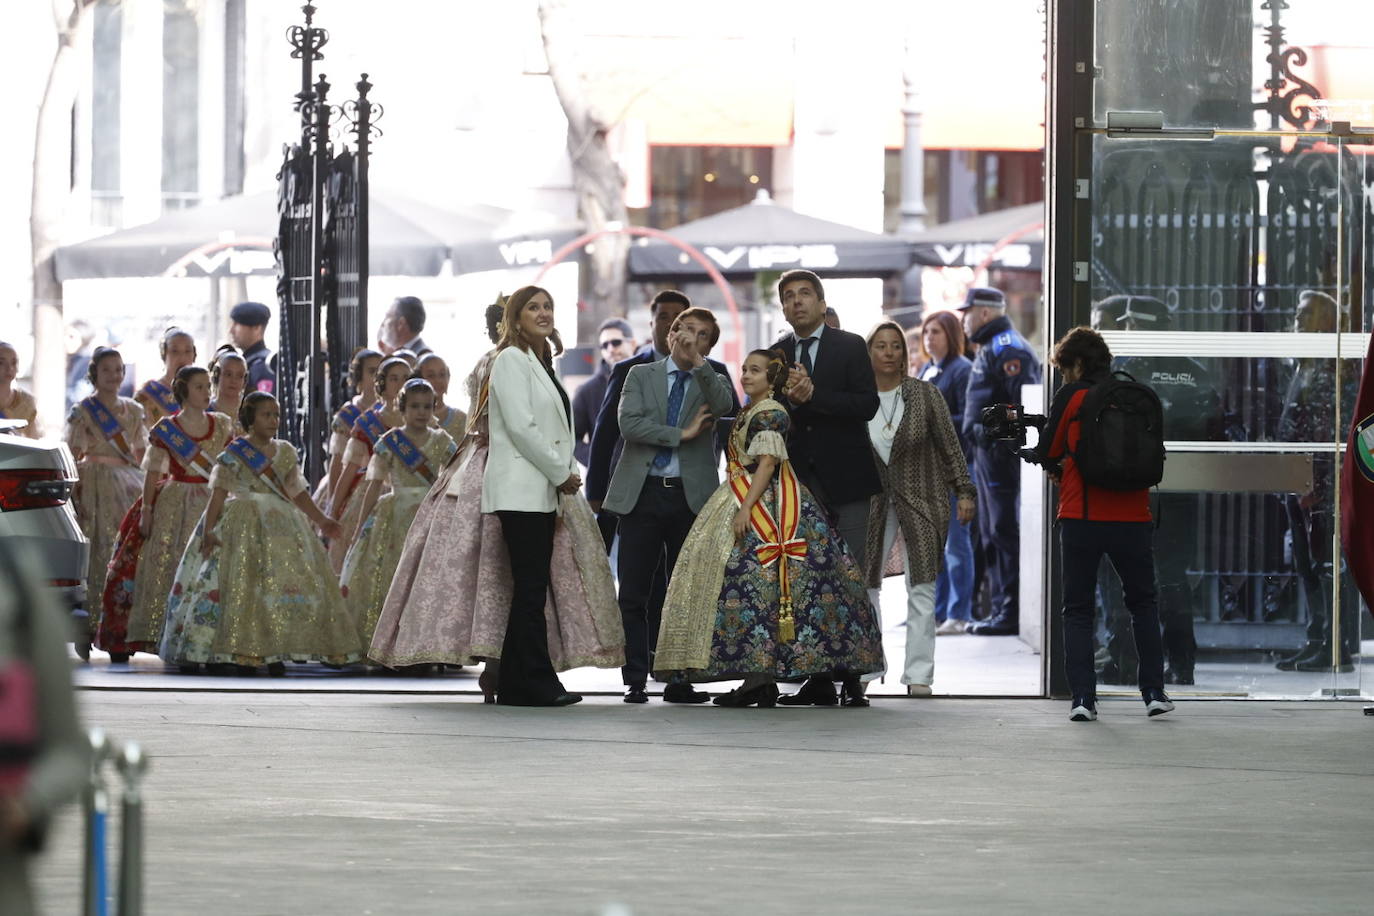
[957,287,1006,311]
[1113,295,1171,327]
[229,301,271,327]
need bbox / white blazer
[481,345,577,513]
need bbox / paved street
[31,691,1374,915]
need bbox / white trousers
[867,503,937,686]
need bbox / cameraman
[1029,327,1174,722]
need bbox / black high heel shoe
[712,683,780,708]
[839,678,870,708]
[478,664,499,704]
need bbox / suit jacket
[774,325,882,506]
[572,362,612,467]
[604,358,735,516]
[864,378,976,587]
[481,346,576,514]
[586,346,739,504]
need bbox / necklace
[879,388,901,430]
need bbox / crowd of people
[0,272,1195,718]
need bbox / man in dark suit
[380,295,433,358]
[573,318,637,468]
[771,269,882,707]
[586,290,739,544]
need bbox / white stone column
[119,0,163,226]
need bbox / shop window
[642,146,773,230]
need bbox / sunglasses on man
[600,338,626,349]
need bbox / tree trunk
[31,0,96,422]
[538,0,629,342]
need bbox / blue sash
[224,437,292,502]
[336,403,362,432]
[380,429,436,484]
[139,380,179,417]
[354,406,387,447]
[80,397,139,465]
[150,418,214,477]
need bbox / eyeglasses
[600,339,626,350]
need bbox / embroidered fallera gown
[133,378,178,429]
[96,412,234,655]
[339,426,457,643]
[369,352,624,670]
[328,406,394,574]
[64,397,147,623]
[653,398,885,682]
[160,439,364,667]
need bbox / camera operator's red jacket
[1038,379,1152,522]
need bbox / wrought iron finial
[344,73,383,144]
[1254,0,1327,131]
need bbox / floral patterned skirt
[369,441,624,670]
[654,480,885,681]
[74,461,143,630]
[95,479,209,654]
[160,491,364,666]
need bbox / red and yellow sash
[726,442,807,642]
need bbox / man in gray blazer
[606,307,735,703]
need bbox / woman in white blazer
[481,286,584,706]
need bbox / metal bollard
[83,729,112,916]
[115,742,149,916]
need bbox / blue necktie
[653,369,688,471]
[799,337,815,375]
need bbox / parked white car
[0,420,89,649]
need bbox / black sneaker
[1069,697,1097,722]
[1143,688,1175,717]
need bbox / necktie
[799,337,815,375]
[653,369,689,470]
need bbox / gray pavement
[31,691,1374,915]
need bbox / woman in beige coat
[863,321,976,696]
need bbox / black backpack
[1069,371,1166,490]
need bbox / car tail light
[0,468,76,510]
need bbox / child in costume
[653,350,885,707]
[0,340,42,438]
[316,347,382,512]
[339,379,456,644]
[208,345,248,434]
[97,366,234,659]
[64,347,146,656]
[328,355,409,573]
[161,392,363,675]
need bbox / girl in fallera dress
[328,355,409,573]
[134,327,196,429]
[96,366,235,659]
[316,348,383,512]
[160,393,363,675]
[371,296,623,693]
[653,350,886,707]
[0,341,42,438]
[340,379,456,644]
[415,353,468,441]
[208,345,248,435]
[64,347,147,656]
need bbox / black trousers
[974,445,1021,621]
[617,478,696,687]
[1285,496,1359,657]
[496,510,565,704]
[1061,519,1164,700]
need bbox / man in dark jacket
[573,318,636,468]
[771,269,881,707]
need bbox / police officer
[960,287,1040,636]
[1105,295,1223,685]
[228,301,276,395]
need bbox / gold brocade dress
[160,439,364,666]
[64,397,147,618]
[435,404,468,441]
[653,399,885,681]
[0,387,42,438]
[123,413,234,650]
[339,427,457,643]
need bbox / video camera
[980,404,1057,469]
